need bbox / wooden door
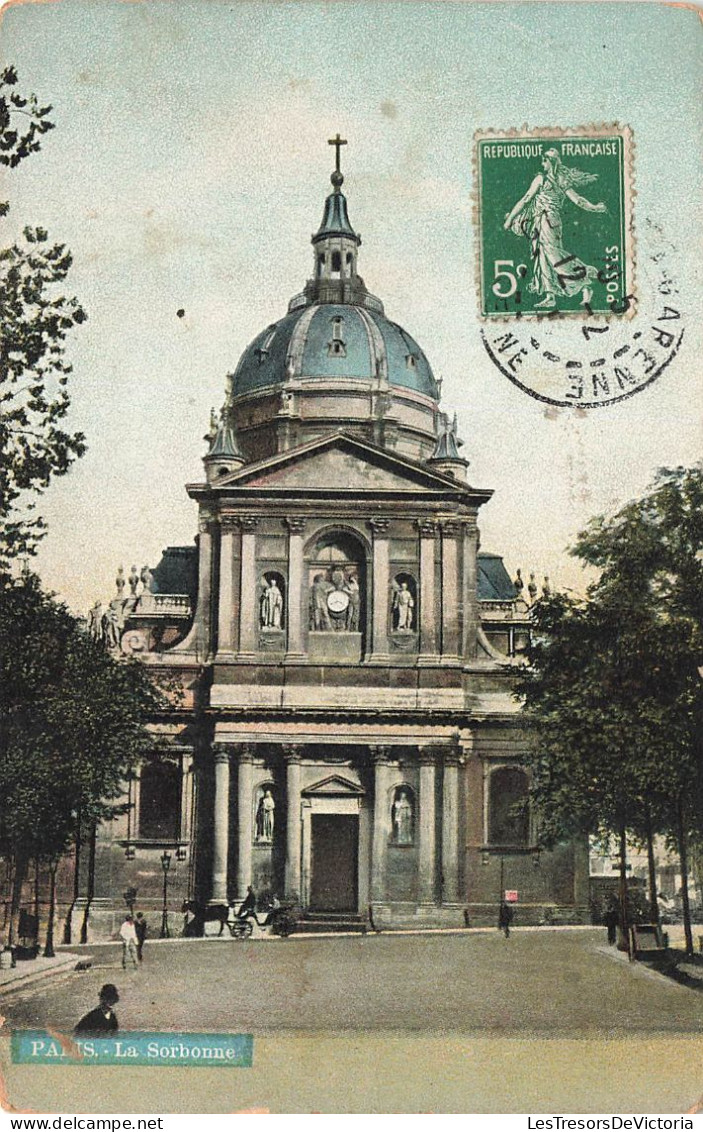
[310,814,358,912]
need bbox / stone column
[462,519,480,660]
[370,745,391,904]
[217,516,238,655]
[417,520,439,662]
[237,516,259,658]
[235,744,254,900]
[185,509,215,656]
[368,518,390,662]
[440,521,461,660]
[418,748,437,904]
[441,748,460,903]
[284,517,306,661]
[283,745,302,900]
[211,744,231,904]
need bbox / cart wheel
[238,920,253,939]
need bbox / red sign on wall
[504,890,519,903]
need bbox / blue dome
[231,304,438,400]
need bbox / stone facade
[62,149,588,941]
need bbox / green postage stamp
[476,126,634,318]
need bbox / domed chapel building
[80,140,589,937]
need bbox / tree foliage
[519,466,703,953]
[0,66,86,567]
[0,574,167,942]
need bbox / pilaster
[284,517,307,661]
[440,520,461,661]
[236,516,259,659]
[462,519,480,660]
[441,748,461,904]
[418,747,437,904]
[368,518,390,662]
[370,745,392,903]
[217,515,239,655]
[416,519,439,663]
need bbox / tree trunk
[44,862,57,959]
[676,796,694,956]
[643,801,659,925]
[80,823,97,945]
[618,822,632,959]
[7,849,30,948]
[63,821,82,945]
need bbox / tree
[0,66,86,569]
[0,574,166,948]
[520,466,703,955]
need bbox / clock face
[327,589,350,615]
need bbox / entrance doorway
[309,814,359,912]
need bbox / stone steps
[296,912,369,934]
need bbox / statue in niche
[344,573,360,632]
[260,576,284,629]
[255,788,275,842]
[310,566,362,632]
[392,580,415,631]
[392,788,414,845]
[310,573,333,631]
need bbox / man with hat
[74,985,120,1036]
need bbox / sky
[1,0,701,613]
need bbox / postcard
[0,0,701,1118]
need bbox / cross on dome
[328,133,347,188]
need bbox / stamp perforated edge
[471,123,636,321]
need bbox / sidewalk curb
[0,953,89,997]
[52,924,600,948]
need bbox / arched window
[391,785,415,845]
[139,759,181,840]
[345,251,353,266]
[328,315,346,358]
[308,531,366,636]
[331,250,342,275]
[254,781,277,843]
[488,767,530,846]
[391,573,417,632]
[317,253,325,277]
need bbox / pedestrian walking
[74,984,119,1036]
[604,903,619,946]
[498,901,514,938]
[119,914,139,969]
[134,912,147,962]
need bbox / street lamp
[160,851,171,939]
[123,887,138,917]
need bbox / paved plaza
[2,928,700,1037]
[2,929,702,1114]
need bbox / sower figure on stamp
[504,149,606,310]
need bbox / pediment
[302,774,366,797]
[211,434,475,497]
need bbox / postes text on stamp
[476,126,633,318]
